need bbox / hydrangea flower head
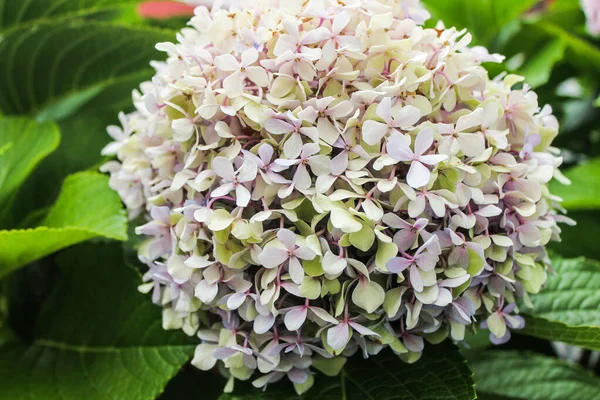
[102,0,573,394]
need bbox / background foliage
[0,0,599,399]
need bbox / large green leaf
[466,350,600,400]
[0,0,140,33]
[0,16,174,222]
[0,171,127,277]
[0,117,60,215]
[530,19,600,76]
[220,341,475,400]
[0,243,195,400]
[0,20,173,117]
[514,37,566,88]
[550,212,600,260]
[422,0,538,45]
[550,158,600,210]
[520,256,600,350]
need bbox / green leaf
[422,0,538,45]
[529,19,600,76]
[0,20,173,116]
[0,19,174,222]
[348,222,375,251]
[220,341,475,400]
[514,38,566,88]
[550,158,600,210]
[548,210,600,260]
[0,171,127,277]
[520,256,600,350]
[465,350,600,400]
[0,243,195,400]
[0,117,60,215]
[0,0,141,33]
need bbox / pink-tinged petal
[237,160,258,182]
[476,205,502,217]
[337,36,361,51]
[258,143,274,164]
[277,228,297,250]
[302,27,331,44]
[301,142,320,158]
[517,223,542,247]
[414,218,429,230]
[362,120,389,146]
[258,247,289,268]
[172,118,195,142]
[283,132,303,159]
[212,347,239,360]
[505,314,525,329]
[426,193,446,218]
[386,257,413,273]
[284,306,308,331]
[330,151,349,176]
[226,292,247,310]
[222,70,244,98]
[235,185,251,207]
[434,288,453,306]
[327,322,350,351]
[308,307,339,325]
[382,213,411,229]
[214,53,240,71]
[295,59,317,80]
[415,252,438,271]
[406,161,431,188]
[294,246,316,261]
[403,333,424,352]
[288,256,305,284]
[300,126,319,142]
[392,105,420,127]
[150,205,170,223]
[246,66,269,87]
[328,100,354,118]
[332,11,351,34]
[185,255,215,269]
[393,229,417,251]
[211,183,235,197]
[376,97,392,123]
[273,34,296,57]
[410,264,424,292]
[294,164,312,190]
[254,313,275,334]
[457,133,485,157]
[241,47,259,66]
[386,133,414,161]
[274,158,300,168]
[288,368,309,384]
[195,280,218,303]
[135,221,164,236]
[212,157,235,180]
[352,145,370,159]
[418,154,448,165]
[489,330,511,345]
[455,108,484,132]
[308,155,331,176]
[348,321,380,337]
[408,194,427,218]
[264,119,295,135]
[414,128,434,156]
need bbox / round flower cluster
[101,0,573,394]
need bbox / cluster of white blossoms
[101,0,574,394]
